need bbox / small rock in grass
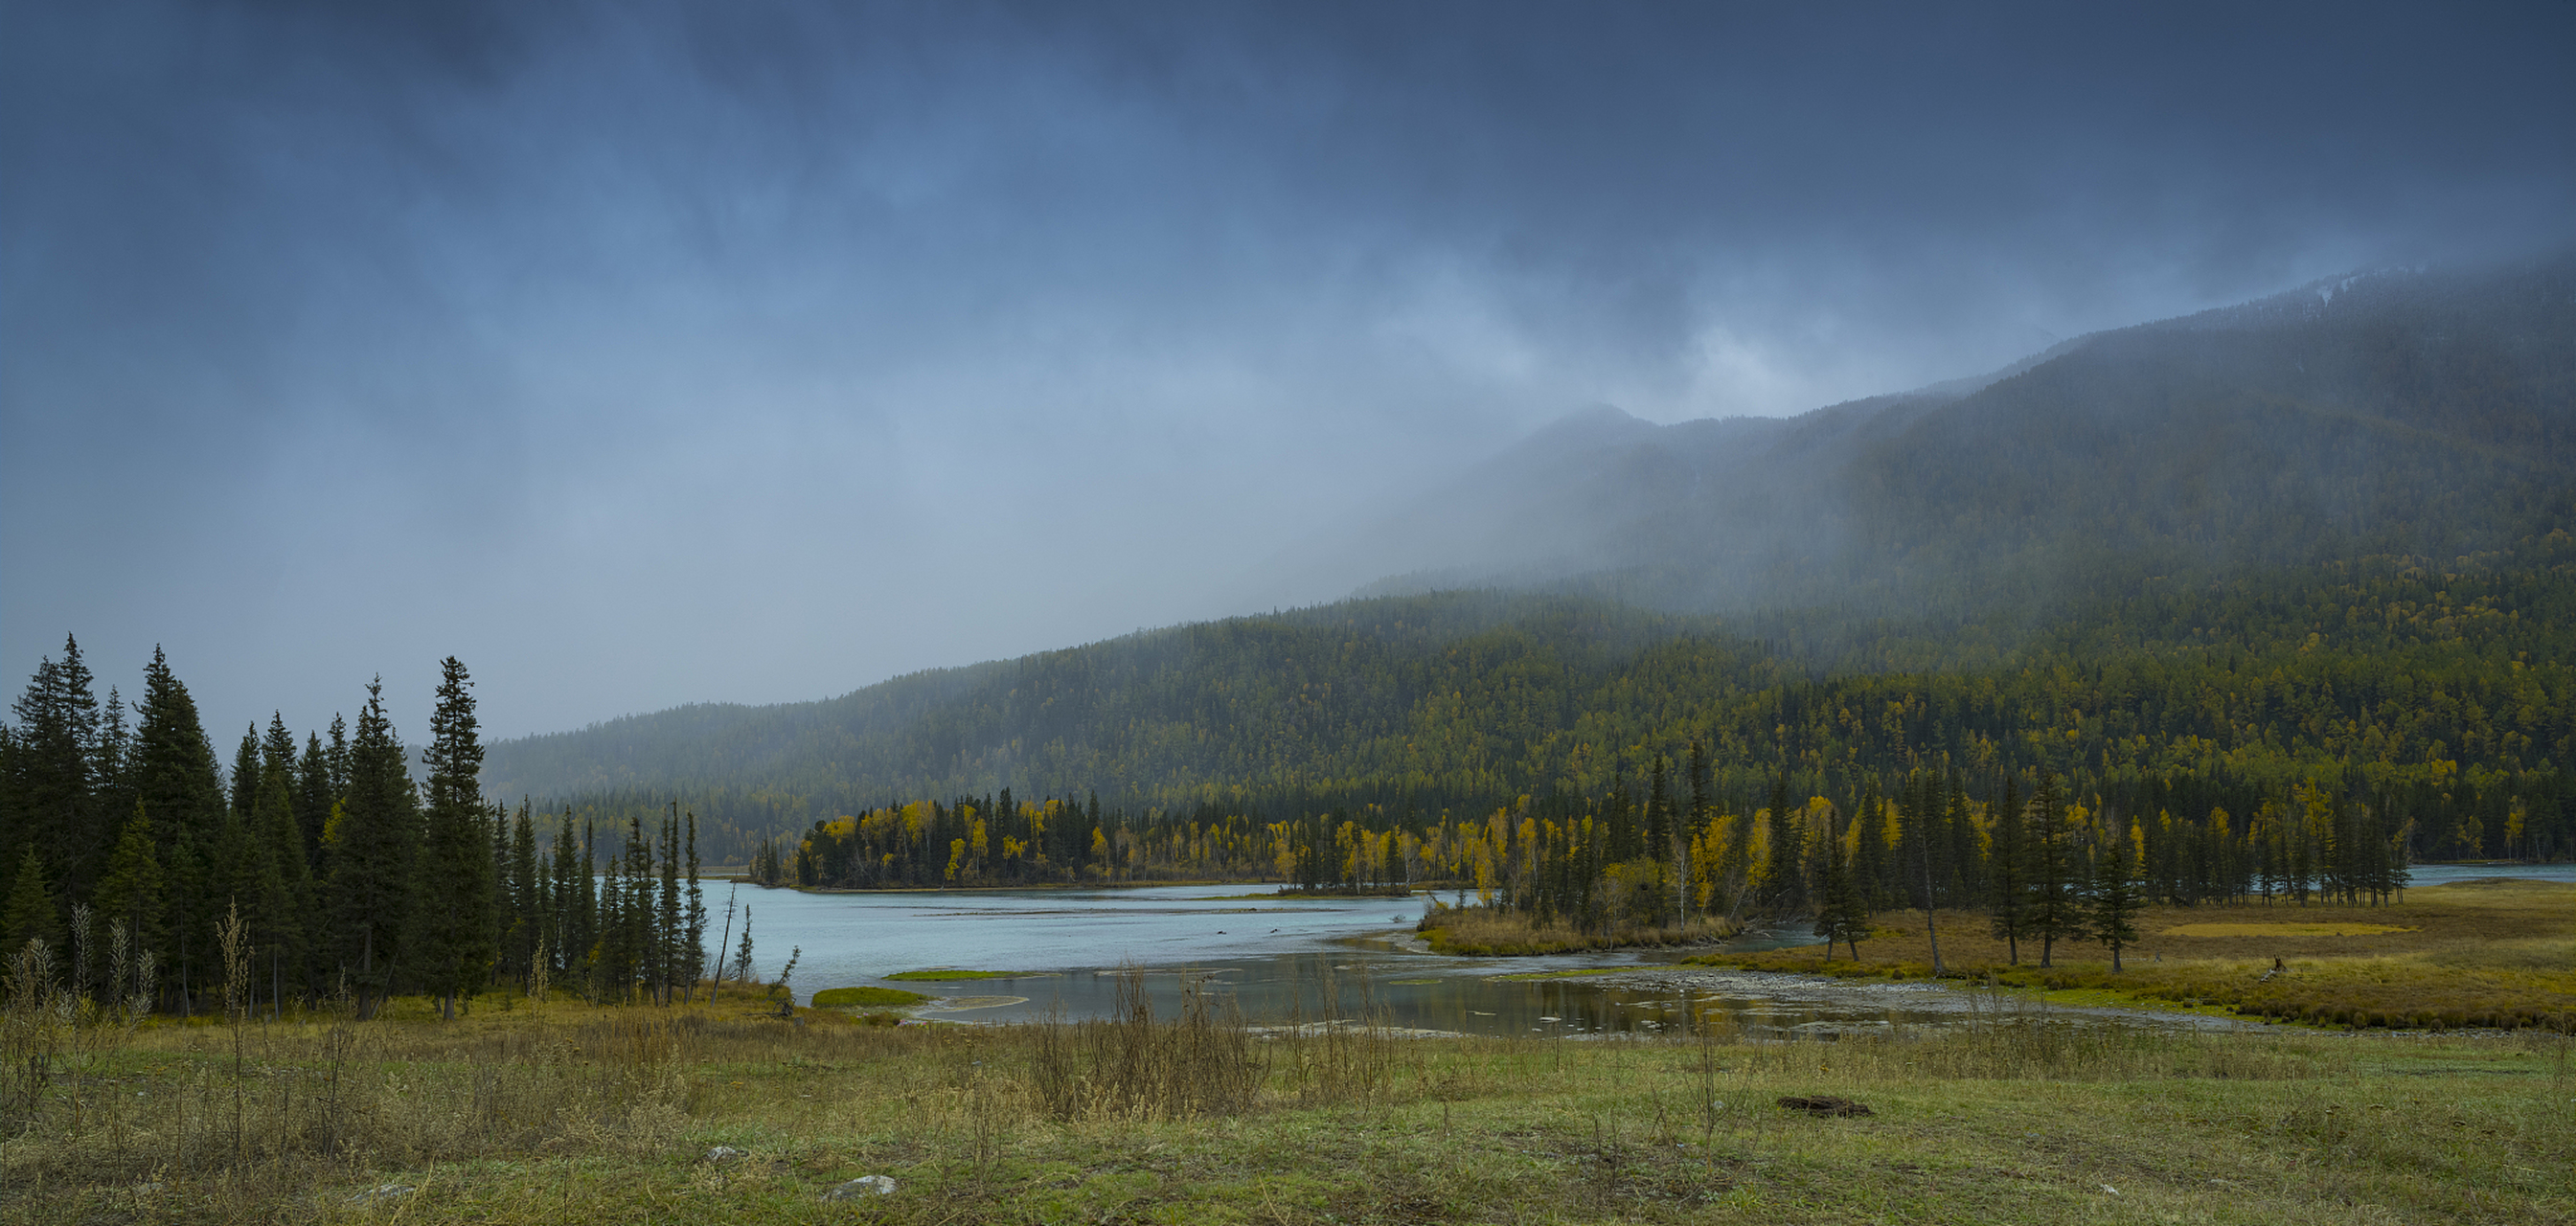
[822,1174,898,1200]
[349,1184,416,1205]
[1776,1095,1873,1117]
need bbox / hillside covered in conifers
[482,255,2576,868]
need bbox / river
[704,861,2570,1038]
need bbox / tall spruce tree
[1643,760,1672,862]
[504,802,540,988]
[1850,777,1888,911]
[682,809,706,1000]
[93,688,134,839]
[1987,776,2029,964]
[89,806,166,995]
[416,657,497,1020]
[1812,809,1868,959]
[294,732,333,871]
[11,636,102,899]
[2,847,64,957]
[227,727,262,829]
[657,804,682,1004]
[547,808,586,980]
[128,647,223,1010]
[251,717,315,1008]
[2026,777,2081,967]
[324,679,418,1018]
[2089,819,2143,972]
[1763,774,1802,909]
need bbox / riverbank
[5,992,2565,1223]
[731,877,1448,895]
[1689,879,2576,1031]
[1414,903,1740,955]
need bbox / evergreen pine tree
[547,808,584,980]
[1944,771,1982,904]
[2,847,64,956]
[506,802,539,988]
[1644,760,1671,863]
[730,904,755,985]
[1811,810,1868,959]
[11,636,102,900]
[1763,774,1802,909]
[2088,820,2143,972]
[89,806,166,993]
[294,732,332,872]
[324,678,419,1018]
[1605,774,1637,863]
[574,817,599,985]
[251,719,315,1007]
[416,657,497,1020]
[325,714,351,803]
[129,647,223,1010]
[657,804,682,1004]
[227,726,262,826]
[682,809,706,1001]
[2027,777,2080,967]
[1850,777,1888,911]
[1685,740,1712,917]
[1988,776,2029,964]
[92,688,134,838]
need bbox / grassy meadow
[3,966,2571,1224]
[1693,879,2576,1031]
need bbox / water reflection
[931,953,2197,1041]
[719,869,2565,1038]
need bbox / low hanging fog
[6,2,2572,739]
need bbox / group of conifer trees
[0,637,724,1017]
[766,733,2414,960]
[1433,754,2413,962]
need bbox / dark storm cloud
[6,0,2571,739]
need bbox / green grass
[8,995,2567,1225]
[881,969,1030,982]
[809,986,932,1008]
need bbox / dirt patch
[1778,1095,1872,1117]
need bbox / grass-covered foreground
[3,976,2571,1224]
[1694,879,2576,1031]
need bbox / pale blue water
[703,882,1859,1034]
[2405,861,2576,885]
[692,862,2569,1036]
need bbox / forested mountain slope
[484,255,2576,862]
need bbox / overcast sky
[6,1,2572,743]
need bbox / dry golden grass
[1416,905,1738,955]
[1693,880,2576,1030]
[2162,920,2412,938]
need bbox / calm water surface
[711,862,2570,1037]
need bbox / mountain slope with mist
[1344,256,2576,621]
[486,254,2576,844]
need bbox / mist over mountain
[1332,255,2576,623]
[483,254,2576,841]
